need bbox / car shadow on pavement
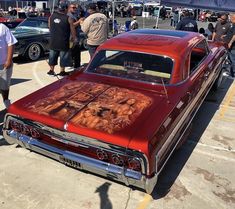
[11,78,31,86]
[151,78,234,199]
[13,54,49,64]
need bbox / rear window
[86,50,173,84]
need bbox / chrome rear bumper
[3,129,157,193]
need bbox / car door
[187,40,210,103]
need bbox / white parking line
[193,149,235,162]
[187,140,235,153]
[32,61,45,87]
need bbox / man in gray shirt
[212,13,231,42]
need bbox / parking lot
[0,19,235,209]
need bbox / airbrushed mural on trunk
[27,81,152,134]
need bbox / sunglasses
[71,6,77,9]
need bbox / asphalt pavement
[0,17,235,209]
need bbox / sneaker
[47,70,56,76]
[3,99,11,109]
[223,71,230,77]
[57,71,70,76]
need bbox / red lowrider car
[0,16,24,28]
[3,29,227,193]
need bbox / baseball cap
[88,3,97,11]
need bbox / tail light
[9,120,41,139]
[128,158,141,171]
[10,120,21,131]
[96,148,141,171]
[96,149,108,160]
[112,154,124,166]
[30,128,40,138]
[20,124,30,135]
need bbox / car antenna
[161,77,170,104]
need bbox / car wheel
[82,38,88,50]
[27,43,42,61]
[213,67,226,90]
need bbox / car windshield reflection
[87,50,173,84]
[17,19,48,29]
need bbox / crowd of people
[175,11,235,78]
[1,1,235,109]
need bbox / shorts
[48,50,72,67]
[0,64,13,90]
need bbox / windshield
[86,50,173,84]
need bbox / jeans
[87,45,99,59]
[71,43,81,68]
[229,49,235,78]
[48,50,71,67]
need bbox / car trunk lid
[8,77,164,147]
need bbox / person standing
[47,1,77,76]
[81,3,108,59]
[172,10,179,27]
[212,13,231,42]
[67,3,84,69]
[205,23,215,40]
[0,23,17,109]
[130,16,138,30]
[223,14,235,78]
[176,10,198,32]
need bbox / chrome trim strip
[3,129,157,193]
[156,61,220,174]
[3,114,149,175]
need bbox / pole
[52,0,55,13]
[112,0,115,35]
[142,0,144,29]
[155,0,161,28]
[155,5,161,28]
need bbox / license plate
[60,156,81,168]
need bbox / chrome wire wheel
[27,43,41,61]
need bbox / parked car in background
[12,17,88,61]
[207,12,220,22]
[0,16,24,29]
[12,17,50,61]
[3,29,227,193]
[0,11,29,28]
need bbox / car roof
[100,29,204,59]
[26,17,48,21]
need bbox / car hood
[12,27,49,38]
[8,78,165,148]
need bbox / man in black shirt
[176,11,198,32]
[47,2,76,76]
[223,14,235,78]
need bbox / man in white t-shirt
[130,16,138,30]
[0,23,17,109]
